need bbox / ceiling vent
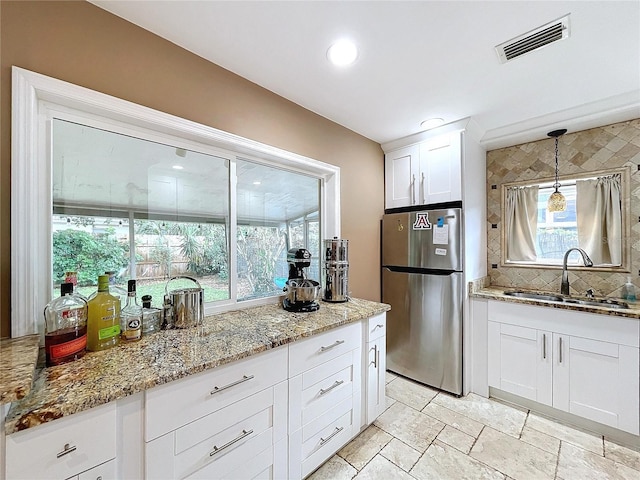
[496,15,570,63]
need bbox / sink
[503,291,564,302]
[563,298,629,309]
[503,290,629,309]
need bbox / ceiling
[90,1,640,149]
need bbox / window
[535,184,578,263]
[12,67,339,338]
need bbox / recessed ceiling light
[420,118,445,130]
[253,181,261,185]
[172,165,184,170]
[327,39,358,67]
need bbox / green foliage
[52,229,129,286]
[237,226,285,296]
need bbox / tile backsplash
[486,119,640,298]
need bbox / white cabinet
[487,301,639,435]
[5,402,116,480]
[365,314,386,424]
[144,346,288,480]
[384,133,461,209]
[288,322,362,480]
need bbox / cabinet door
[487,322,552,405]
[553,334,640,435]
[418,133,461,204]
[366,336,386,424]
[384,145,419,209]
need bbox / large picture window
[51,119,322,308]
[11,67,339,338]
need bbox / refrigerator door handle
[421,172,425,204]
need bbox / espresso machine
[282,248,321,312]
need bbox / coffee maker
[283,248,320,312]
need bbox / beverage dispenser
[323,237,349,302]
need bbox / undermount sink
[562,297,629,309]
[503,290,629,310]
[503,291,564,302]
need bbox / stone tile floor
[308,372,640,480]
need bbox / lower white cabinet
[3,313,388,480]
[145,382,287,479]
[365,313,387,424]
[5,402,116,480]
[487,301,639,435]
[288,322,363,479]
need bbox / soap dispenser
[622,277,637,301]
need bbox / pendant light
[547,128,567,212]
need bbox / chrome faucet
[561,248,593,296]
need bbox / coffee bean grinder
[282,248,321,312]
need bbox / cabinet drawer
[300,396,359,478]
[6,402,116,480]
[146,382,287,480]
[290,349,361,432]
[145,346,287,441]
[77,459,116,480]
[367,313,386,341]
[289,322,361,377]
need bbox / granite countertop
[0,335,41,405]
[471,284,640,319]
[4,298,390,434]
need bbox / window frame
[499,167,630,271]
[12,66,340,338]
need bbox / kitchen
[1,1,639,479]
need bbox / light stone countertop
[4,297,390,434]
[471,284,640,319]
[0,335,40,405]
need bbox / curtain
[576,174,622,265]
[505,185,539,262]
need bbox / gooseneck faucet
[561,248,593,295]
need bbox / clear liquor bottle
[120,280,142,342]
[44,282,88,366]
[86,274,121,351]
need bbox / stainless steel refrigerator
[382,206,463,395]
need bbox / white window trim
[12,66,340,338]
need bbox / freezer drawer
[382,268,462,395]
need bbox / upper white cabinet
[487,301,639,435]
[384,132,462,209]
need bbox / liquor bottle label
[48,334,87,361]
[123,319,141,340]
[98,324,121,340]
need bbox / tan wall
[486,119,640,297]
[0,1,385,337]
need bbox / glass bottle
[64,270,87,301]
[86,274,121,351]
[44,282,87,366]
[88,271,126,308]
[120,280,142,342]
[141,294,162,336]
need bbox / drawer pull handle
[56,443,77,458]
[372,344,378,368]
[320,426,344,446]
[319,380,344,395]
[320,340,345,352]
[210,375,254,395]
[209,429,253,457]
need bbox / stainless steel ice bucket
[164,276,204,328]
